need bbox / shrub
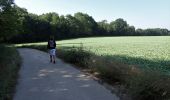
[88,55,127,82]
[57,47,91,67]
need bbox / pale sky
[15,0,170,30]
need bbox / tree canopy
[0,0,19,41]
[0,2,169,43]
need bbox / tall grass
[88,55,170,100]
[0,45,21,100]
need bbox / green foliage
[57,47,91,67]
[110,18,128,35]
[88,55,132,82]
[0,1,169,43]
[0,0,14,11]
[0,45,21,100]
[136,28,170,36]
[98,20,110,35]
[0,0,20,42]
[74,12,98,35]
[7,6,169,43]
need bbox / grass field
[16,36,170,73]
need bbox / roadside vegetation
[0,45,21,100]
[16,36,170,100]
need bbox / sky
[15,0,170,30]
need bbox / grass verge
[0,44,21,100]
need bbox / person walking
[47,36,56,64]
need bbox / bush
[88,55,127,82]
[57,47,91,67]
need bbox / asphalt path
[14,48,119,100]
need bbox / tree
[14,6,28,34]
[0,0,19,42]
[136,28,143,36]
[39,12,59,23]
[0,0,14,11]
[110,18,128,35]
[74,12,98,36]
[66,14,81,37]
[97,20,110,35]
[6,7,170,43]
[125,26,135,36]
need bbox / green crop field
[17,36,170,73]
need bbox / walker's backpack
[48,40,56,49]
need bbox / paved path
[14,48,119,100]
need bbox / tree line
[1,1,170,43]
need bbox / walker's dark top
[47,40,56,49]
